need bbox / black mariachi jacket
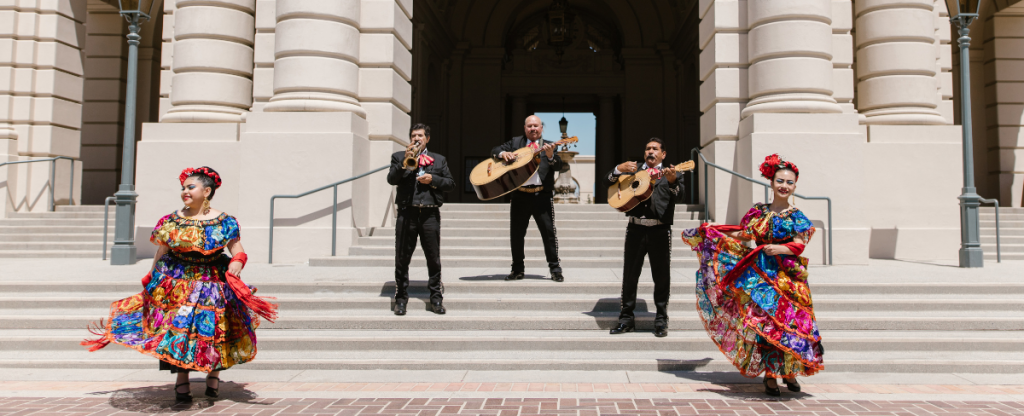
[605,163,683,226]
[387,149,456,207]
[490,136,564,192]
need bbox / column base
[264,92,365,117]
[110,244,138,265]
[162,105,248,123]
[959,247,984,267]
[862,107,947,125]
[741,93,843,118]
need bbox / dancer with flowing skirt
[82,167,278,403]
[681,154,823,396]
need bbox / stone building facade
[0,0,1022,264]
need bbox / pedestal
[554,151,579,204]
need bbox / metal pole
[110,14,144,265]
[103,196,115,260]
[953,14,984,268]
[69,160,74,205]
[269,197,276,264]
[49,159,55,211]
[704,161,710,222]
[331,185,338,256]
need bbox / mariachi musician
[491,115,564,282]
[605,137,682,337]
[387,123,455,316]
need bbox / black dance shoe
[609,323,634,334]
[505,272,524,281]
[174,382,192,403]
[551,272,564,282]
[431,301,446,314]
[205,376,219,398]
[653,325,668,338]
[764,377,781,396]
[394,302,407,316]
[783,378,801,392]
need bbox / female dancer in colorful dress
[681,154,823,396]
[83,167,277,403]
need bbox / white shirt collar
[641,162,662,170]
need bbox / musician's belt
[518,186,544,194]
[629,217,663,227]
[411,205,439,208]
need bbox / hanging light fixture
[547,0,575,56]
[559,97,569,139]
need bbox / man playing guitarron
[606,138,683,337]
[492,115,565,283]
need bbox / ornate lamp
[558,115,569,139]
[109,0,156,265]
[546,0,575,56]
[945,0,987,267]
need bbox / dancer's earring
[201,197,211,215]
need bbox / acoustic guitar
[607,160,695,212]
[469,136,579,201]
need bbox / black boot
[609,323,634,334]
[505,272,524,281]
[431,300,446,314]
[394,301,407,316]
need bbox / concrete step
[985,253,1024,261]
[981,235,1024,244]
[0,250,102,258]
[7,310,1023,331]
[438,204,706,212]
[980,243,1024,253]
[0,348,1020,372]
[981,213,1024,221]
[55,205,106,213]
[347,246,697,258]
[0,218,107,227]
[1,296,1020,312]
[440,211,704,221]
[0,233,105,242]
[7,212,106,219]
[0,242,104,251]
[980,220,1024,227]
[2,329,1019,353]
[357,236,647,248]
[980,228,1024,237]
[0,226,113,235]
[310,256,699,268]
[981,207,1024,214]
[4,280,1021,296]
[370,228,655,238]
[382,219,705,229]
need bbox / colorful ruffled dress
[681,204,824,378]
[84,212,264,373]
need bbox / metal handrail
[690,148,833,265]
[102,196,115,260]
[269,165,389,263]
[979,198,1000,263]
[0,156,76,211]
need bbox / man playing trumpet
[387,124,455,316]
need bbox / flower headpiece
[179,166,223,188]
[759,154,799,181]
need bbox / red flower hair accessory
[759,154,799,181]
[178,166,223,188]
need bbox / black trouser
[509,190,561,273]
[394,206,443,303]
[619,223,672,326]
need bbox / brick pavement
[0,396,1023,416]
[2,383,1024,415]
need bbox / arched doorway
[411,0,701,203]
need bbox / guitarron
[607,161,695,213]
[469,136,579,201]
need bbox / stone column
[855,0,946,124]
[984,10,1024,207]
[263,0,364,115]
[162,0,256,123]
[742,0,842,117]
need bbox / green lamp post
[110,0,155,265]
[945,0,986,267]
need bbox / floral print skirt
[682,226,824,378]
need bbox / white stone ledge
[358,67,410,112]
[255,0,276,30]
[274,18,359,62]
[359,33,412,82]
[832,0,853,31]
[699,68,748,112]
[698,0,747,50]
[175,6,255,47]
[748,57,836,98]
[833,34,853,66]
[170,72,254,108]
[858,75,939,110]
[254,33,275,64]
[699,33,748,81]
[162,14,174,42]
[173,38,255,76]
[856,42,937,80]
[141,122,240,142]
[855,8,936,47]
[360,0,413,50]
[363,101,410,143]
[748,0,832,27]
[252,67,274,100]
[276,1,359,27]
[748,20,834,64]
[273,56,359,97]
[700,103,743,146]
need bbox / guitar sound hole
[631,181,640,189]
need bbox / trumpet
[403,140,425,171]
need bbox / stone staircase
[981,206,1024,261]
[310,203,705,269]
[0,276,1021,372]
[0,206,109,258]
